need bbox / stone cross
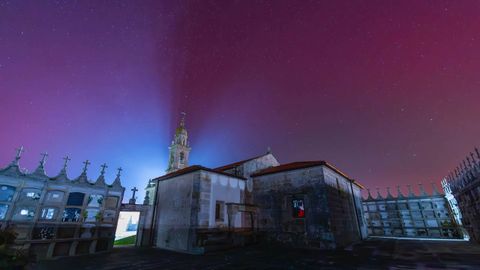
[40,152,48,166]
[100,163,108,176]
[12,146,24,164]
[82,160,91,173]
[62,156,71,170]
[131,187,138,199]
[129,187,138,204]
[116,167,123,177]
[15,146,24,159]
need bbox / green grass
[114,235,136,246]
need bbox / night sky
[1,1,480,201]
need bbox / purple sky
[1,1,480,201]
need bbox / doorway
[114,211,140,246]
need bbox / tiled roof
[154,165,246,181]
[251,160,364,189]
[214,154,267,171]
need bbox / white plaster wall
[206,172,244,228]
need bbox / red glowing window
[292,199,305,218]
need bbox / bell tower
[166,112,191,173]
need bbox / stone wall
[154,172,195,252]
[253,165,362,249]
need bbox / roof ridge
[214,153,269,171]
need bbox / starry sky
[1,1,480,201]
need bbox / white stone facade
[0,149,124,259]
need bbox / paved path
[33,239,480,269]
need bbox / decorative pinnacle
[267,146,272,154]
[82,160,91,174]
[62,156,71,171]
[397,185,404,197]
[39,152,48,167]
[100,163,108,176]
[12,146,24,165]
[116,167,123,177]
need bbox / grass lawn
[114,235,136,246]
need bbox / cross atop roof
[40,152,48,166]
[116,167,123,177]
[62,156,71,170]
[82,160,91,173]
[100,163,108,176]
[12,146,24,165]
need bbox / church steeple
[166,112,191,173]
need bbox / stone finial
[267,146,272,154]
[397,185,404,198]
[407,184,415,197]
[366,188,373,200]
[11,146,24,165]
[82,160,91,174]
[418,183,428,196]
[143,190,150,205]
[62,156,71,172]
[375,187,383,199]
[129,187,138,204]
[431,182,440,195]
[116,167,122,178]
[100,163,108,176]
[386,187,394,199]
[110,168,123,189]
[39,152,48,167]
[32,152,48,176]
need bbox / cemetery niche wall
[0,148,124,260]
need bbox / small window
[62,208,82,222]
[46,191,64,203]
[18,188,41,202]
[292,198,305,218]
[13,207,35,220]
[84,208,100,223]
[40,208,57,220]
[0,204,9,220]
[215,201,224,222]
[0,185,16,202]
[180,152,185,163]
[105,196,119,209]
[67,192,85,206]
[88,194,104,207]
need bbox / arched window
[180,152,185,163]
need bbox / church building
[146,114,368,254]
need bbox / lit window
[292,198,305,218]
[20,209,29,215]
